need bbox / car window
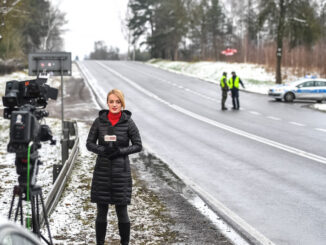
[315,81,326,87]
[297,81,314,88]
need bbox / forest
[0,0,66,73]
[127,0,326,81]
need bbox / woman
[86,89,142,245]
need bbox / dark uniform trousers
[231,88,240,109]
[221,89,228,109]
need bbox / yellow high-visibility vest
[220,75,227,88]
[228,76,240,89]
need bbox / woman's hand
[105,143,121,159]
[105,143,118,154]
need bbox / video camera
[3,78,58,117]
[2,77,58,187]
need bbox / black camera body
[3,77,58,187]
[2,78,58,119]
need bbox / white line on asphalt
[96,61,326,244]
[267,116,281,121]
[249,111,261,116]
[315,128,326,133]
[120,63,219,102]
[75,62,102,110]
[289,121,306,127]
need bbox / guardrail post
[53,164,62,184]
[54,121,76,183]
[61,126,69,164]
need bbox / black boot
[96,221,107,245]
[118,222,130,245]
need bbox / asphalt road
[77,60,326,245]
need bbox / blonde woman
[86,89,142,245]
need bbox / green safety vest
[228,76,240,89]
[220,75,227,88]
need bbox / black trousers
[96,203,130,223]
[231,89,240,109]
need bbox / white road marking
[289,121,305,127]
[315,128,326,133]
[75,62,102,110]
[267,116,281,121]
[249,111,261,116]
[120,63,219,102]
[95,61,277,245]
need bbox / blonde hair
[107,89,125,109]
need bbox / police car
[268,78,326,102]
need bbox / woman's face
[108,93,122,114]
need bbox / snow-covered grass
[148,59,326,112]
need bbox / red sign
[221,48,237,56]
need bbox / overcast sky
[50,0,129,60]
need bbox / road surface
[77,60,326,245]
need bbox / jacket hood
[98,109,132,123]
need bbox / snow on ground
[148,59,326,112]
[148,59,276,94]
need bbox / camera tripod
[8,185,53,245]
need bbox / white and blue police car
[268,78,326,102]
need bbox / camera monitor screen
[28,52,72,76]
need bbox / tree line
[127,0,326,83]
[0,0,66,72]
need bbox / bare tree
[42,4,67,51]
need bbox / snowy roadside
[147,59,326,112]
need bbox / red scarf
[108,111,121,126]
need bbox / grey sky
[51,0,129,59]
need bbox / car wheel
[284,92,294,102]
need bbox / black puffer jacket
[86,109,142,205]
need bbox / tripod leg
[20,197,24,226]
[31,194,40,237]
[14,195,23,225]
[8,189,16,220]
[36,194,40,225]
[40,194,53,245]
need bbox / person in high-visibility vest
[228,71,245,110]
[220,72,229,110]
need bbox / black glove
[104,143,119,155]
[108,148,121,160]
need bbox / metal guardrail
[40,121,79,226]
